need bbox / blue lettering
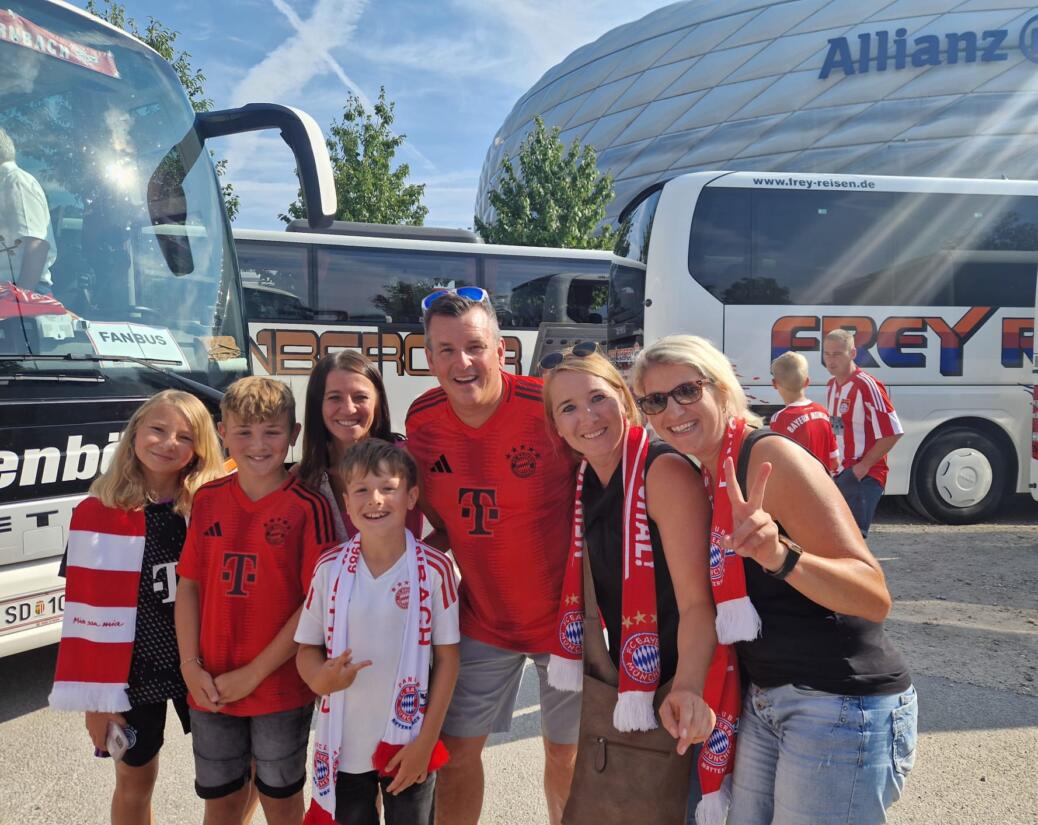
[983,29,1009,62]
[819,37,855,79]
[911,35,941,67]
[945,31,977,64]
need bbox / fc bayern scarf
[304,530,448,825]
[547,425,661,732]
[49,497,146,712]
[701,417,762,645]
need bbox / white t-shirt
[296,546,460,774]
[0,160,56,286]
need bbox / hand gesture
[384,739,433,795]
[182,661,221,712]
[85,711,126,751]
[214,664,263,706]
[721,457,783,571]
[311,649,373,696]
[659,688,716,755]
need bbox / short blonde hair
[632,335,763,427]
[771,350,809,392]
[221,376,295,426]
[543,349,642,431]
[89,390,225,516]
[824,328,856,352]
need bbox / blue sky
[116,0,672,230]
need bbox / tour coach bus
[609,171,1038,524]
[0,0,335,657]
[234,222,612,452]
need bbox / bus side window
[483,256,609,329]
[237,240,314,321]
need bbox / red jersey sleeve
[177,493,206,581]
[860,373,903,438]
[296,486,337,591]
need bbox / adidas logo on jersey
[203,522,223,537]
[430,455,453,474]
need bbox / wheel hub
[934,448,993,508]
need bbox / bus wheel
[908,428,1007,524]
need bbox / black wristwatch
[765,536,803,580]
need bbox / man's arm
[852,433,902,480]
[417,488,450,553]
[212,605,304,705]
[16,237,48,289]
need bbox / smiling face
[638,361,727,468]
[322,368,378,450]
[549,370,627,466]
[133,403,196,493]
[343,464,419,538]
[425,308,505,420]
[219,410,299,484]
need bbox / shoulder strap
[736,427,782,495]
[581,544,619,685]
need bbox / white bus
[0,0,335,657]
[234,222,613,450]
[609,171,1038,524]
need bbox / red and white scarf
[304,530,449,825]
[49,497,146,712]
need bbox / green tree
[84,0,239,219]
[281,88,427,225]
[476,116,615,249]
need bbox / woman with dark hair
[296,350,422,540]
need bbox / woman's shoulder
[647,438,699,474]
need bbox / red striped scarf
[49,498,146,712]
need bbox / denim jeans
[728,683,917,825]
[835,469,885,537]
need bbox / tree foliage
[475,116,615,249]
[282,88,427,226]
[84,0,239,219]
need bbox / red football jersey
[178,474,335,716]
[406,371,578,652]
[770,400,839,473]
[826,369,903,487]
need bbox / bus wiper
[0,353,223,403]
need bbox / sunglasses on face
[420,286,489,312]
[538,340,599,372]
[635,379,712,415]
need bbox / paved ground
[1,496,1035,824]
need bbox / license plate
[0,588,65,637]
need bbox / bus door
[1032,269,1038,502]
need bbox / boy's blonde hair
[771,350,809,392]
[542,348,642,430]
[221,376,296,426]
[632,335,763,427]
[89,390,225,516]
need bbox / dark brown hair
[421,291,500,340]
[338,438,418,490]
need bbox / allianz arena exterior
[476,0,1038,225]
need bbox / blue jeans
[835,470,885,537]
[728,683,917,825]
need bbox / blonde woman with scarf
[633,335,916,825]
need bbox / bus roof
[285,219,482,243]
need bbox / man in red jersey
[406,289,579,825]
[824,329,903,537]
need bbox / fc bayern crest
[620,631,660,685]
[507,444,541,478]
[394,682,421,729]
[559,609,583,655]
[709,540,724,584]
[314,748,331,790]
[702,716,736,769]
[839,399,850,415]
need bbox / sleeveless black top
[735,429,911,695]
[582,441,694,685]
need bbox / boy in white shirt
[296,439,460,825]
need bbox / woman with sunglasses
[540,343,729,825]
[296,350,422,540]
[632,335,916,825]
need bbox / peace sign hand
[721,457,785,572]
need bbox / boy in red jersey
[176,377,335,825]
[770,350,840,473]
[824,329,904,537]
[406,290,579,825]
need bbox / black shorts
[121,696,190,768]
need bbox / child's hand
[384,738,434,795]
[214,664,263,706]
[85,711,126,751]
[182,662,221,712]
[311,649,372,696]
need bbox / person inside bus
[632,334,916,825]
[295,349,422,541]
[0,126,56,292]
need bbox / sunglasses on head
[538,340,599,372]
[420,286,489,312]
[635,378,712,415]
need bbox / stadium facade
[476,0,1038,225]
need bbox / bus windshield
[0,1,248,396]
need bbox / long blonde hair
[89,390,225,516]
[632,335,763,428]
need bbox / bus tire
[907,427,1008,524]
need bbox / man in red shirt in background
[770,350,839,473]
[824,329,904,537]
[406,289,579,825]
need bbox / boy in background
[176,376,336,825]
[770,350,840,474]
[296,439,460,825]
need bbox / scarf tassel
[48,680,131,713]
[694,775,732,825]
[612,690,658,733]
[372,739,450,777]
[547,654,584,693]
[714,595,761,645]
